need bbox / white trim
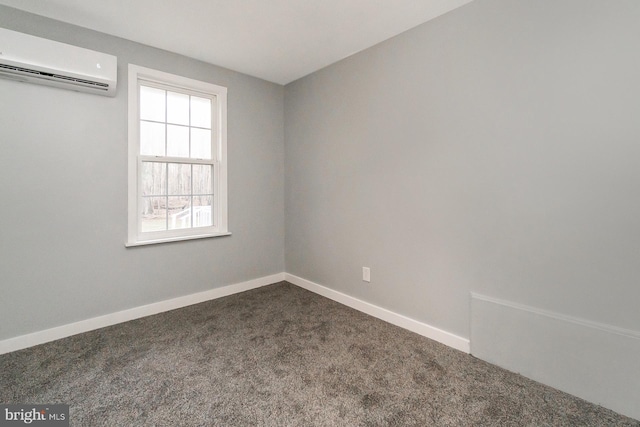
[125,232,232,247]
[127,64,139,245]
[286,273,470,353]
[132,65,228,96]
[0,273,285,355]
[470,292,640,341]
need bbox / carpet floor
[1,281,638,426]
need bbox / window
[127,65,228,246]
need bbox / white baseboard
[1,272,470,357]
[471,292,640,421]
[0,272,285,355]
[285,273,470,353]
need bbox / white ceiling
[0,0,474,85]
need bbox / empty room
[1,0,639,425]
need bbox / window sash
[137,81,218,162]
[136,158,219,240]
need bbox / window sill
[125,231,231,247]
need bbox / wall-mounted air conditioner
[0,28,117,97]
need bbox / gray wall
[284,0,640,340]
[0,6,285,341]
[285,2,640,415]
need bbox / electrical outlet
[362,267,370,283]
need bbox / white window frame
[126,64,229,247]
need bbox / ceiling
[0,0,474,85]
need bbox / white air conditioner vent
[0,28,117,96]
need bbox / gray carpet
[1,282,638,426]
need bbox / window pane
[193,195,213,228]
[191,96,211,129]
[167,91,189,125]
[140,121,165,156]
[141,197,167,232]
[167,125,189,158]
[193,164,213,195]
[168,196,191,230]
[141,162,167,196]
[140,86,165,122]
[191,128,211,159]
[168,163,191,195]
